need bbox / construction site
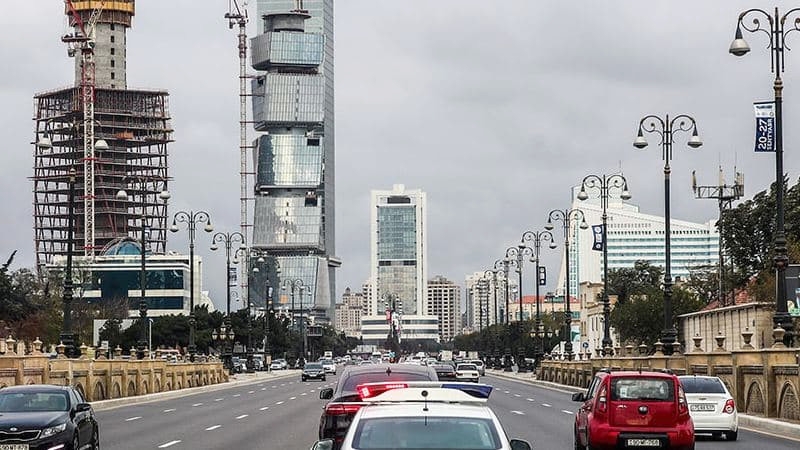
[32,0,171,267]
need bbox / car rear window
[610,377,675,401]
[458,364,478,371]
[679,377,726,394]
[352,416,501,449]
[306,363,323,370]
[342,372,435,394]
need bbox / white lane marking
[290,396,297,400]
[562,410,574,415]
[258,384,264,387]
[192,403,203,407]
[248,390,255,394]
[261,387,267,391]
[163,409,176,413]
[301,392,307,396]
[514,394,521,397]
[259,406,269,411]
[205,425,221,431]
[158,440,181,448]
[235,414,248,420]
[276,401,284,405]
[511,410,525,415]
[526,398,534,402]
[272,386,277,388]
[233,394,241,397]
[503,390,510,394]
[125,416,142,421]
[214,398,223,402]
[542,403,552,408]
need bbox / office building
[427,276,461,342]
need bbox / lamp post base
[59,332,77,358]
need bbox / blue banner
[591,225,604,252]
[538,266,546,286]
[754,101,776,152]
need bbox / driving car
[303,362,327,382]
[270,358,288,370]
[470,359,486,376]
[572,369,694,450]
[318,363,438,449]
[455,362,481,383]
[0,384,100,450]
[321,358,337,374]
[310,382,532,450]
[431,362,458,381]
[678,375,738,441]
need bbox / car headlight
[40,423,68,439]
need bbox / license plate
[626,438,660,447]
[0,445,30,450]
[690,403,715,411]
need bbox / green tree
[605,260,663,305]
[610,285,705,347]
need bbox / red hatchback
[572,370,694,450]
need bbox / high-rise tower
[33,1,171,266]
[248,1,338,323]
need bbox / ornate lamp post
[577,174,631,355]
[730,7,800,345]
[500,258,511,324]
[62,168,78,358]
[210,231,246,367]
[634,114,702,353]
[282,278,305,363]
[169,210,213,360]
[546,208,589,360]
[212,325,235,370]
[116,177,170,359]
[483,267,501,327]
[504,246,527,323]
[520,230,557,363]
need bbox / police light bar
[355,381,493,402]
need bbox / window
[111,35,115,43]
[679,377,726,394]
[111,59,115,67]
[611,377,674,401]
[111,72,115,79]
[111,47,115,55]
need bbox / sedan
[678,375,738,440]
[0,384,99,450]
[303,363,327,382]
[455,363,481,383]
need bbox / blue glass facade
[254,133,323,188]
[251,31,324,69]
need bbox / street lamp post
[546,208,589,360]
[577,174,632,355]
[501,258,511,324]
[116,177,170,359]
[282,278,305,363]
[62,168,78,358]
[520,230,557,362]
[730,7,800,345]
[504,247,528,323]
[169,210,213,360]
[634,114,702,353]
[210,231,246,368]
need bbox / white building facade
[427,276,461,342]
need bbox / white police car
[309,382,533,450]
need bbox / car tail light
[356,382,408,399]
[596,384,608,413]
[325,403,364,416]
[723,399,735,414]
[678,385,688,415]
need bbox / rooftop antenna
[692,166,745,307]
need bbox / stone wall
[539,333,800,422]
[0,337,228,402]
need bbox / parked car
[251,355,265,371]
[303,362,327,382]
[678,375,738,440]
[572,369,694,450]
[270,358,288,370]
[455,363,481,383]
[318,364,438,449]
[231,356,244,373]
[0,384,100,450]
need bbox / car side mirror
[571,392,585,402]
[310,439,334,450]
[75,403,92,413]
[320,388,333,400]
[510,439,532,450]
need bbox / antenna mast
[692,167,745,306]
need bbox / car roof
[600,370,677,379]
[357,402,495,419]
[0,384,71,393]
[342,363,434,376]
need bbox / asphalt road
[94,369,800,449]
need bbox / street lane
[483,373,800,450]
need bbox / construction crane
[63,0,106,258]
[692,167,745,306]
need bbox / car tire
[91,426,100,450]
[72,433,80,450]
[302,377,307,382]
[573,426,586,450]
[322,376,326,381]
[725,430,738,441]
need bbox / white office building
[427,276,461,342]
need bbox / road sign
[582,341,589,349]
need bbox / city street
[94,370,800,449]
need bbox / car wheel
[91,426,100,450]
[302,377,307,382]
[725,430,738,441]
[573,426,586,450]
[322,376,326,381]
[72,433,80,450]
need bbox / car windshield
[611,378,674,401]
[0,392,69,412]
[341,372,435,398]
[352,416,501,449]
[306,363,323,370]
[680,377,726,394]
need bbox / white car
[455,363,481,383]
[678,375,738,440]
[469,359,486,376]
[309,382,532,450]
[320,359,336,374]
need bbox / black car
[303,363,327,382]
[0,384,99,450]
[318,364,438,449]
[432,362,458,381]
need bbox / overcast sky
[3,1,800,311]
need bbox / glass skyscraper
[250,1,337,323]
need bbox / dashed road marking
[542,403,552,408]
[562,410,573,415]
[511,410,525,415]
[125,416,141,421]
[503,390,510,394]
[205,425,221,431]
[233,394,241,397]
[214,398,223,402]
[301,392,307,396]
[276,401,284,405]
[261,387,267,391]
[290,396,297,400]
[158,440,181,448]
[192,403,203,407]
[163,409,176,413]
[248,390,255,394]
[236,414,248,420]
[514,394,521,397]
[259,406,269,411]
[526,398,534,402]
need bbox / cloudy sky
[2,1,799,311]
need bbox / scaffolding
[33,86,172,267]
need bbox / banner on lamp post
[754,101,776,152]
[591,225,604,252]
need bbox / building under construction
[33,0,171,267]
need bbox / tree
[604,261,663,305]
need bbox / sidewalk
[486,368,800,441]
[92,369,300,411]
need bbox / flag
[591,225,604,251]
[754,101,776,152]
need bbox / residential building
[464,272,510,332]
[427,276,461,342]
[335,287,365,338]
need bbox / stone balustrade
[539,329,800,422]
[0,336,228,401]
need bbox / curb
[91,370,300,412]
[486,370,583,394]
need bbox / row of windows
[251,31,324,69]
[252,74,325,126]
[88,269,186,291]
[252,196,323,246]
[255,134,323,187]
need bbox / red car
[572,370,694,450]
